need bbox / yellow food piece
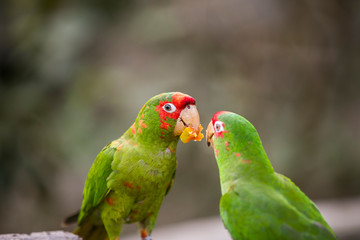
[180,124,204,143]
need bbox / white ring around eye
[163,103,176,113]
[214,121,224,133]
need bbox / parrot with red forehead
[206,111,336,240]
[63,92,203,240]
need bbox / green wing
[275,173,335,235]
[164,170,176,196]
[78,141,119,225]
[220,181,336,240]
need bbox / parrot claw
[143,236,152,240]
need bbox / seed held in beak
[174,105,203,143]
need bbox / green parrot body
[206,111,336,240]
[66,92,201,240]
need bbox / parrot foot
[140,229,151,240]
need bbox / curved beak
[174,104,200,136]
[206,121,214,148]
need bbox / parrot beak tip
[205,121,214,148]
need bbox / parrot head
[206,111,269,168]
[206,111,240,150]
[206,111,273,186]
[130,92,203,148]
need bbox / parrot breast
[107,138,177,224]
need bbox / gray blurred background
[1,0,360,239]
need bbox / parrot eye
[163,103,176,113]
[214,121,224,133]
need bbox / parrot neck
[215,140,274,195]
[125,117,180,152]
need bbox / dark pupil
[165,104,171,111]
[216,124,220,130]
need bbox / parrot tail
[62,211,79,227]
[62,211,108,240]
[74,220,109,240]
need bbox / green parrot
[63,92,203,240]
[206,111,336,240]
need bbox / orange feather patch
[131,124,136,135]
[106,197,115,206]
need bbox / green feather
[210,112,336,240]
[78,144,116,224]
[74,92,194,240]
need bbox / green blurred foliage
[1,0,360,234]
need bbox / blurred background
[1,0,360,239]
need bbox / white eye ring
[214,121,224,133]
[163,103,176,113]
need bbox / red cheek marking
[160,120,171,130]
[215,130,228,138]
[106,197,116,206]
[156,101,180,120]
[155,100,181,131]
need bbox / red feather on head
[212,111,228,124]
[155,92,196,130]
[171,93,196,109]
